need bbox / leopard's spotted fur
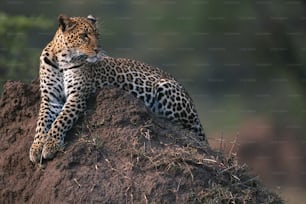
[29,14,207,164]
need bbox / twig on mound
[220,164,238,174]
[232,176,259,187]
[203,158,218,164]
[228,133,239,158]
[73,178,82,188]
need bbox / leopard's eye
[80,33,89,41]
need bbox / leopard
[29,14,208,164]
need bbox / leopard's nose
[94,48,101,53]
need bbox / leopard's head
[49,14,101,68]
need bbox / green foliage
[0,12,52,92]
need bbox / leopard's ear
[87,15,97,24]
[58,14,76,32]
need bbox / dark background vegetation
[1,0,305,202]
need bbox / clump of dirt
[0,79,282,203]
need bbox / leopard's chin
[86,56,98,63]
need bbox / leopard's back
[91,56,206,140]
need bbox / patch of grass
[125,120,283,203]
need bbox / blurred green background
[1,0,305,202]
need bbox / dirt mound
[0,79,282,203]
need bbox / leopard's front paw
[29,141,44,163]
[42,139,64,160]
